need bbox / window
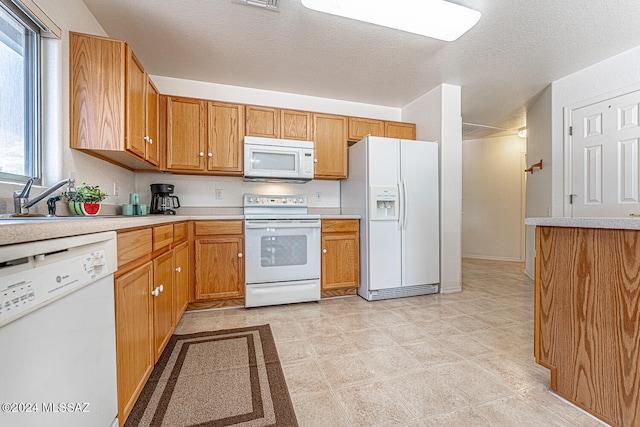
[0,0,40,183]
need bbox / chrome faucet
[13,177,76,215]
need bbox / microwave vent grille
[232,0,280,12]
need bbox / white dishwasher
[0,231,118,427]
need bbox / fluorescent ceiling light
[300,0,481,42]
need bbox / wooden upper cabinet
[145,78,160,166]
[348,117,385,141]
[281,109,312,140]
[245,105,279,138]
[313,113,348,179]
[69,32,158,171]
[70,32,125,151]
[126,48,146,159]
[165,96,206,171]
[207,101,244,174]
[385,121,416,140]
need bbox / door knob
[151,287,159,297]
[159,284,164,293]
[322,248,327,254]
[175,267,181,273]
[208,153,213,157]
[149,138,153,145]
[314,159,318,163]
[238,253,243,258]
[199,152,204,157]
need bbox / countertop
[0,213,360,246]
[525,216,640,230]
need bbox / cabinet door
[281,109,312,140]
[70,32,126,151]
[314,113,348,179]
[145,77,160,166]
[153,250,174,361]
[174,241,189,322]
[207,101,244,174]
[114,262,153,424]
[195,236,244,300]
[321,232,360,290]
[126,48,146,159]
[246,105,279,138]
[166,96,206,171]
[385,121,416,140]
[348,117,385,141]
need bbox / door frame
[563,82,640,217]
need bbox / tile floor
[175,259,606,426]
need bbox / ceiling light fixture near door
[300,0,481,41]
[232,0,280,12]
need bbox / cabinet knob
[175,267,181,273]
[151,287,159,297]
[208,153,213,157]
[322,248,327,254]
[143,136,149,143]
[149,138,153,145]
[314,159,318,163]
[199,152,204,157]
[238,253,243,258]
[159,284,164,293]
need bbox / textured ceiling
[80,0,640,139]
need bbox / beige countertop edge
[525,217,640,230]
[0,214,361,246]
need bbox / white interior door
[571,90,640,217]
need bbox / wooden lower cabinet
[152,250,174,361]
[321,219,359,290]
[535,226,640,427]
[174,241,189,322]
[194,220,244,301]
[114,262,154,425]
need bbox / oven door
[244,219,321,284]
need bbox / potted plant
[61,182,108,216]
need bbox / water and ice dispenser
[370,186,399,220]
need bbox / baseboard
[462,254,524,262]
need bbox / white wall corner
[402,84,462,294]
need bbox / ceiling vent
[232,0,280,12]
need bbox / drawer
[173,222,188,243]
[195,220,243,236]
[117,229,152,266]
[153,224,174,251]
[322,219,359,233]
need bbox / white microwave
[243,136,314,183]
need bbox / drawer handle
[322,248,327,254]
[238,253,243,258]
[175,267,181,273]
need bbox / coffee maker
[150,183,180,215]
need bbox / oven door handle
[245,221,321,229]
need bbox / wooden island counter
[526,217,640,427]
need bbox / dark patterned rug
[124,324,298,426]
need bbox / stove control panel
[244,194,308,207]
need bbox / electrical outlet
[215,189,223,200]
[315,192,322,201]
[113,182,119,197]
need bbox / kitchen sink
[0,215,113,222]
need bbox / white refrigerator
[341,136,440,300]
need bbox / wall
[0,0,136,215]
[402,84,463,293]
[524,85,552,278]
[462,135,526,262]
[525,45,640,277]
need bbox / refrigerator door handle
[397,181,404,230]
[402,177,409,230]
